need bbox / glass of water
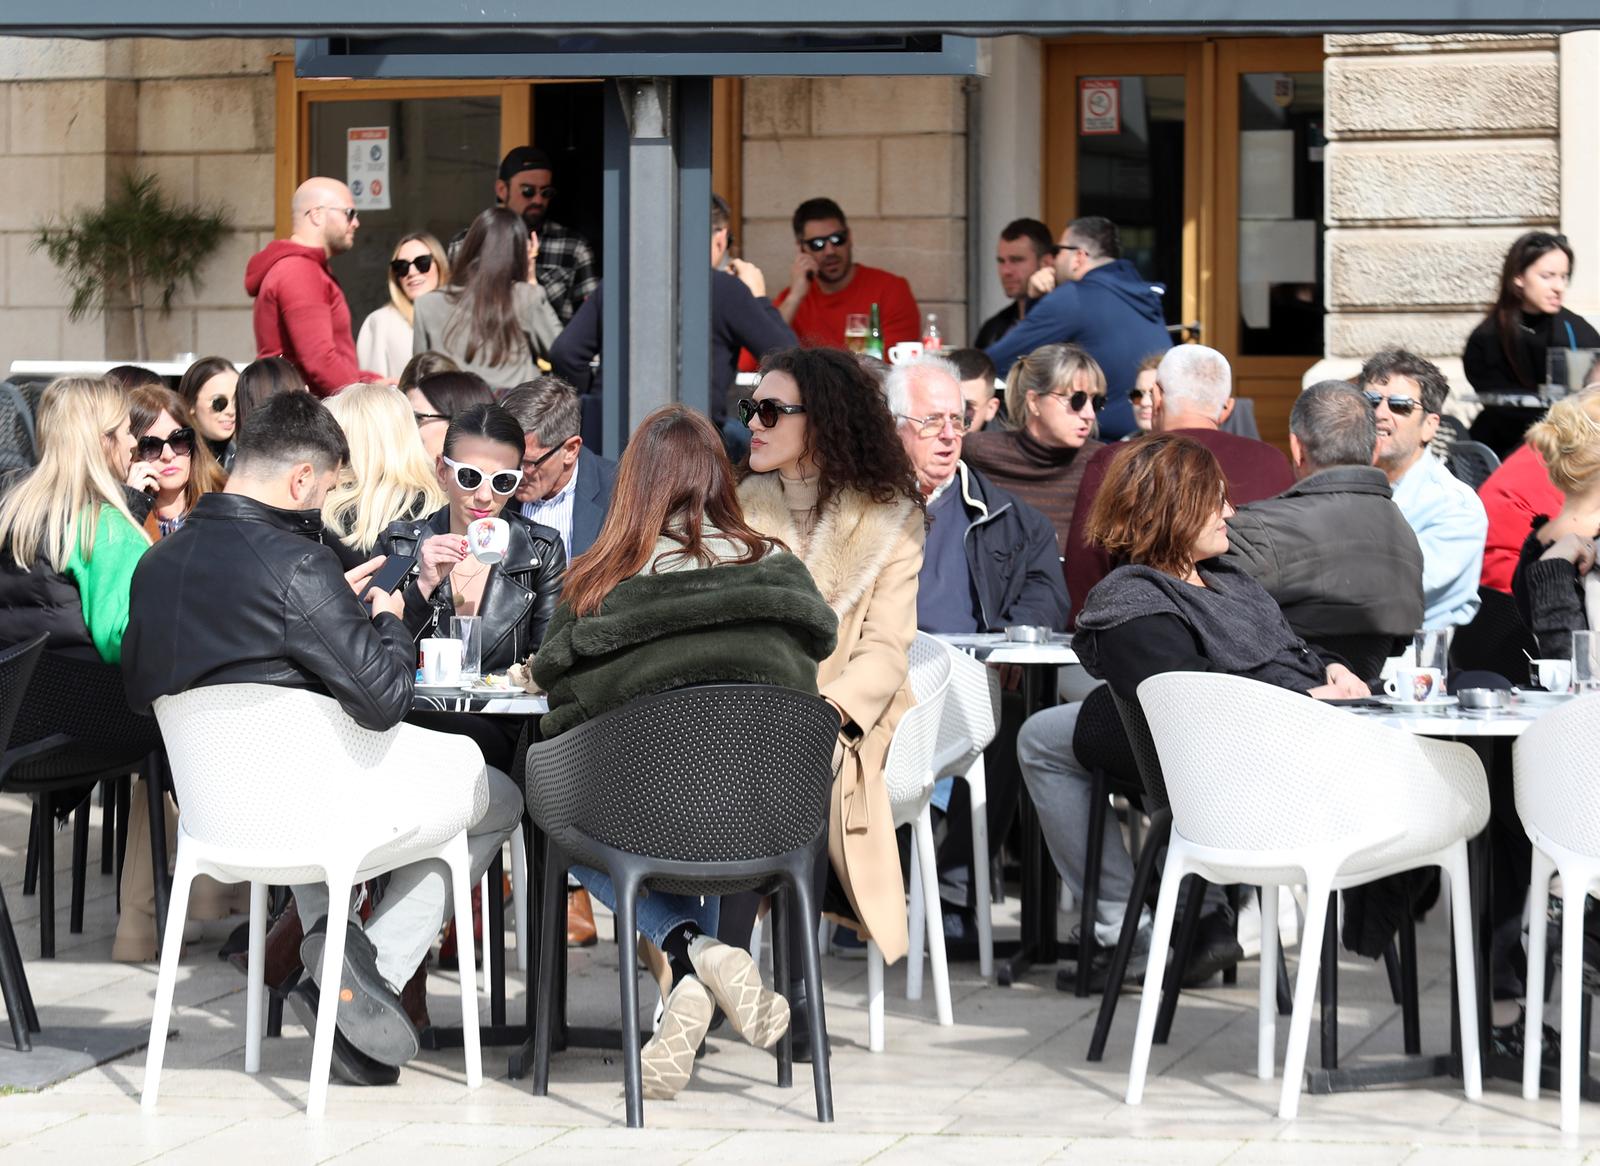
[1574,630,1600,694]
[1413,628,1452,674]
[451,615,482,685]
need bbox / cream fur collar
[739,472,916,617]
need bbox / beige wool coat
[738,472,924,964]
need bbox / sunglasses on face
[413,410,448,426]
[802,231,848,253]
[390,255,435,279]
[737,397,808,429]
[1128,388,1148,405]
[1362,390,1420,417]
[1042,389,1107,414]
[898,412,968,439]
[442,455,523,496]
[310,205,358,223]
[137,427,195,462]
[207,393,233,414]
[518,184,556,201]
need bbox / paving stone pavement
[3,789,1600,1164]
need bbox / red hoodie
[244,240,379,397]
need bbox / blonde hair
[1004,342,1107,430]
[0,377,148,571]
[1526,391,1600,496]
[323,383,447,552]
[387,233,450,325]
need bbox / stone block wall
[1315,33,1562,410]
[0,36,285,373]
[740,76,969,344]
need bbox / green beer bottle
[864,302,884,360]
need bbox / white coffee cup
[1532,658,1572,692]
[420,637,463,685]
[887,341,924,366]
[467,516,511,565]
[1384,666,1445,703]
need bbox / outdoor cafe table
[932,632,1080,986]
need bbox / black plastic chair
[1452,585,1539,684]
[523,684,839,1128]
[0,635,49,1049]
[1445,439,1501,491]
[3,650,165,957]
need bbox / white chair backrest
[1515,693,1600,857]
[153,683,486,860]
[1137,671,1488,854]
[932,645,1001,778]
[882,634,954,809]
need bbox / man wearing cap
[495,146,598,324]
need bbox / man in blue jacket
[984,216,1170,440]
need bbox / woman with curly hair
[733,345,925,1055]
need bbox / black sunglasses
[390,254,435,279]
[413,410,449,426]
[1362,390,1420,417]
[518,184,556,201]
[137,427,195,462]
[1043,390,1107,414]
[737,398,807,428]
[802,231,848,253]
[1128,388,1146,405]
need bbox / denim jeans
[570,864,719,947]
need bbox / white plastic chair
[141,684,489,1118]
[1130,672,1487,1120]
[918,645,1002,981]
[867,633,954,1052]
[1515,692,1600,1132]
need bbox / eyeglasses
[442,455,523,496]
[1128,388,1147,405]
[802,231,849,253]
[737,398,808,428]
[1051,244,1086,257]
[413,411,449,426]
[136,427,195,462]
[207,393,233,414]
[1362,390,1420,418]
[522,439,576,472]
[1040,389,1106,414]
[390,255,435,279]
[897,412,968,439]
[305,205,358,223]
[518,184,556,201]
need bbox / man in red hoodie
[245,177,384,397]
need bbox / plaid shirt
[535,220,599,323]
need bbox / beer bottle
[865,303,884,359]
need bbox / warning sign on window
[347,127,391,212]
[1080,79,1121,137]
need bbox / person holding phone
[127,385,227,539]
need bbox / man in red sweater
[245,177,384,397]
[773,197,921,351]
[1064,344,1295,621]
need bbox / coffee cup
[1384,666,1445,703]
[1531,658,1572,692]
[419,637,463,686]
[467,516,511,564]
[887,341,924,366]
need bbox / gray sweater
[411,282,563,389]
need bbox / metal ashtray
[1004,625,1050,644]
[1458,687,1513,711]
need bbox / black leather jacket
[375,506,565,674]
[121,492,417,732]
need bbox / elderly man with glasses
[245,177,385,397]
[773,196,921,351]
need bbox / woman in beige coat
[734,347,925,1049]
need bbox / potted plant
[33,172,230,362]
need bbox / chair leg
[447,834,483,1090]
[1276,938,1293,1017]
[770,888,792,1090]
[99,779,114,876]
[1524,847,1555,1101]
[1077,770,1109,997]
[915,808,952,1026]
[22,803,38,896]
[36,792,54,959]
[479,870,492,996]
[1155,875,1206,1046]
[1561,872,1586,1132]
[1087,809,1168,1063]
[0,899,38,1034]
[244,881,267,1074]
[1319,893,1339,1070]
[0,884,33,1051]
[1381,940,1404,1006]
[1398,912,1421,1056]
[791,858,834,1122]
[306,878,355,1120]
[1125,846,1189,1104]
[140,845,197,1112]
[114,775,130,900]
[1443,844,1481,1103]
[867,939,885,1052]
[906,830,925,1002]
[966,760,995,979]
[510,825,529,974]
[69,797,89,935]
[531,842,564,1097]
[1258,884,1278,1081]
[613,871,644,1128]
[1277,875,1334,1121]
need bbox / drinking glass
[844,313,869,354]
[451,615,482,684]
[1574,630,1600,694]
[1413,628,1452,676]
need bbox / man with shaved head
[245,177,383,396]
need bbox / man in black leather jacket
[123,393,522,1087]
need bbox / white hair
[883,353,962,421]
[1156,344,1232,420]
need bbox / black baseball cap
[499,146,553,182]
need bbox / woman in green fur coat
[530,404,836,1102]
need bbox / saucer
[414,682,467,695]
[1515,689,1575,708]
[1380,695,1459,709]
